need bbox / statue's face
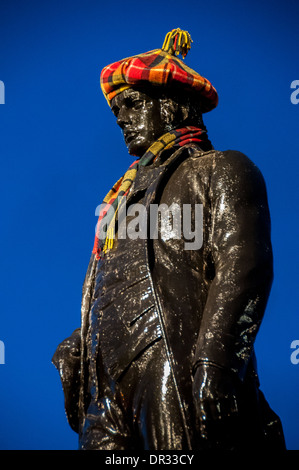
[111,88,167,157]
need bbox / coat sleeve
[193,150,273,381]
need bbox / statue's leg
[78,395,133,450]
[79,339,188,450]
[78,354,133,450]
[116,339,188,450]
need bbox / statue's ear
[160,98,179,125]
[180,104,189,122]
[160,97,189,127]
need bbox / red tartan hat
[100,28,218,113]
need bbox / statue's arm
[194,150,273,377]
[192,151,273,444]
[52,252,97,433]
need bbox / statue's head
[100,28,218,156]
[111,86,204,156]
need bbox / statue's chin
[127,139,147,158]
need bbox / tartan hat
[100,28,218,113]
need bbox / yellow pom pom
[161,28,193,59]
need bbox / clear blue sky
[0,0,298,450]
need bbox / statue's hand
[52,328,81,433]
[192,363,241,449]
[52,328,81,370]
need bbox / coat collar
[128,144,203,202]
[128,165,165,200]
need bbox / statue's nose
[116,106,131,129]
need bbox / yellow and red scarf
[92,126,209,260]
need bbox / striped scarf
[92,126,208,260]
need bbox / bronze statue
[53,29,285,450]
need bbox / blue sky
[0,0,298,450]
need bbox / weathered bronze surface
[53,85,286,450]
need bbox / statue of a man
[53,29,285,451]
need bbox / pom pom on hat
[161,28,193,59]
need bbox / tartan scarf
[92,126,208,260]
